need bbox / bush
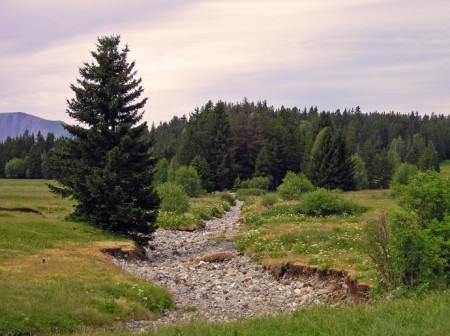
[364,172,450,289]
[260,194,278,207]
[240,176,271,190]
[296,188,362,216]
[400,171,450,223]
[216,192,236,206]
[362,211,392,286]
[156,182,190,214]
[277,172,314,200]
[391,163,418,188]
[390,210,447,288]
[175,165,202,197]
[4,157,27,178]
[236,188,267,199]
[233,176,242,190]
[391,171,449,288]
[156,212,203,230]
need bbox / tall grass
[77,290,450,336]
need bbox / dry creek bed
[112,200,367,331]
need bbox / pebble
[113,200,355,329]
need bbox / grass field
[1,176,449,335]
[236,192,379,284]
[0,179,173,335]
[234,184,418,285]
[80,290,449,336]
[441,160,450,177]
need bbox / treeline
[151,100,450,191]
[0,131,61,178]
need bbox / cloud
[0,0,449,124]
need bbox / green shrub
[362,211,392,286]
[364,172,450,289]
[236,188,267,199]
[391,163,418,188]
[156,212,202,229]
[156,182,190,214]
[240,176,271,190]
[260,194,278,207]
[216,192,236,206]
[233,176,242,191]
[277,172,314,200]
[390,171,450,288]
[390,210,447,288]
[175,165,202,197]
[4,157,27,178]
[400,171,450,223]
[296,188,362,216]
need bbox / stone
[112,200,359,329]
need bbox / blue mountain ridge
[0,112,68,142]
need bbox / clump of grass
[156,212,204,230]
[260,193,278,207]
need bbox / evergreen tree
[254,144,272,178]
[26,132,46,178]
[45,132,56,152]
[48,36,159,246]
[405,133,426,165]
[418,143,440,172]
[190,155,213,192]
[206,101,234,190]
[153,158,169,186]
[175,165,202,197]
[176,103,212,165]
[351,153,368,190]
[233,102,263,180]
[167,157,179,182]
[309,127,355,190]
[371,151,394,189]
[358,139,381,189]
[329,130,356,190]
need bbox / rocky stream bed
[112,200,368,330]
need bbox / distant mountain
[0,112,69,142]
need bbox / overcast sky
[1,0,449,125]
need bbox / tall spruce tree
[49,36,159,246]
[309,127,355,190]
[206,101,234,190]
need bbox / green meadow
[1,176,449,335]
[0,179,172,335]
